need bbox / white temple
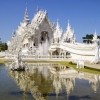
[7,7,100,63]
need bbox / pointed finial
[57,19,59,25]
[68,19,70,27]
[94,29,97,37]
[36,5,39,12]
[68,19,69,25]
[57,19,60,26]
[67,19,72,31]
[25,0,28,11]
[56,19,60,30]
[94,29,97,38]
[94,29,97,35]
[26,1,27,7]
[25,0,28,13]
[57,18,59,22]
[23,2,30,23]
[93,29,98,41]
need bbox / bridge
[50,42,96,56]
[49,42,100,63]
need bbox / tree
[82,34,100,44]
[0,40,8,51]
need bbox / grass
[24,60,100,74]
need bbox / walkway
[85,62,100,70]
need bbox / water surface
[0,63,100,100]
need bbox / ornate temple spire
[15,3,30,36]
[23,4,30,24]
[62,20,75,43]
[54,19,62,38]
[65,19,72,35]
[53,19,62,43]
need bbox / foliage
[82,34,100,44]
[0,41,8,51]
[82,34,93,43]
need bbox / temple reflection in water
[8,63,100,100]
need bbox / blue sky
[0,0,100,42]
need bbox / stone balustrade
[4,53,69,60]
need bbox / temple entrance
[41,31,48,43]
[37,31,49,55]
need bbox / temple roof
[31,10,47,30]
[30,9,54,32]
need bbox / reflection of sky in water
[0,63,100,100]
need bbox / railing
[4,54,70,60]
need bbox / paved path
[69,58,100,70]
[85,62,100,70]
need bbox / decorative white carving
[7,8,100,63]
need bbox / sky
[0,0,100,42]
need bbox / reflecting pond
[0,63,100,100]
